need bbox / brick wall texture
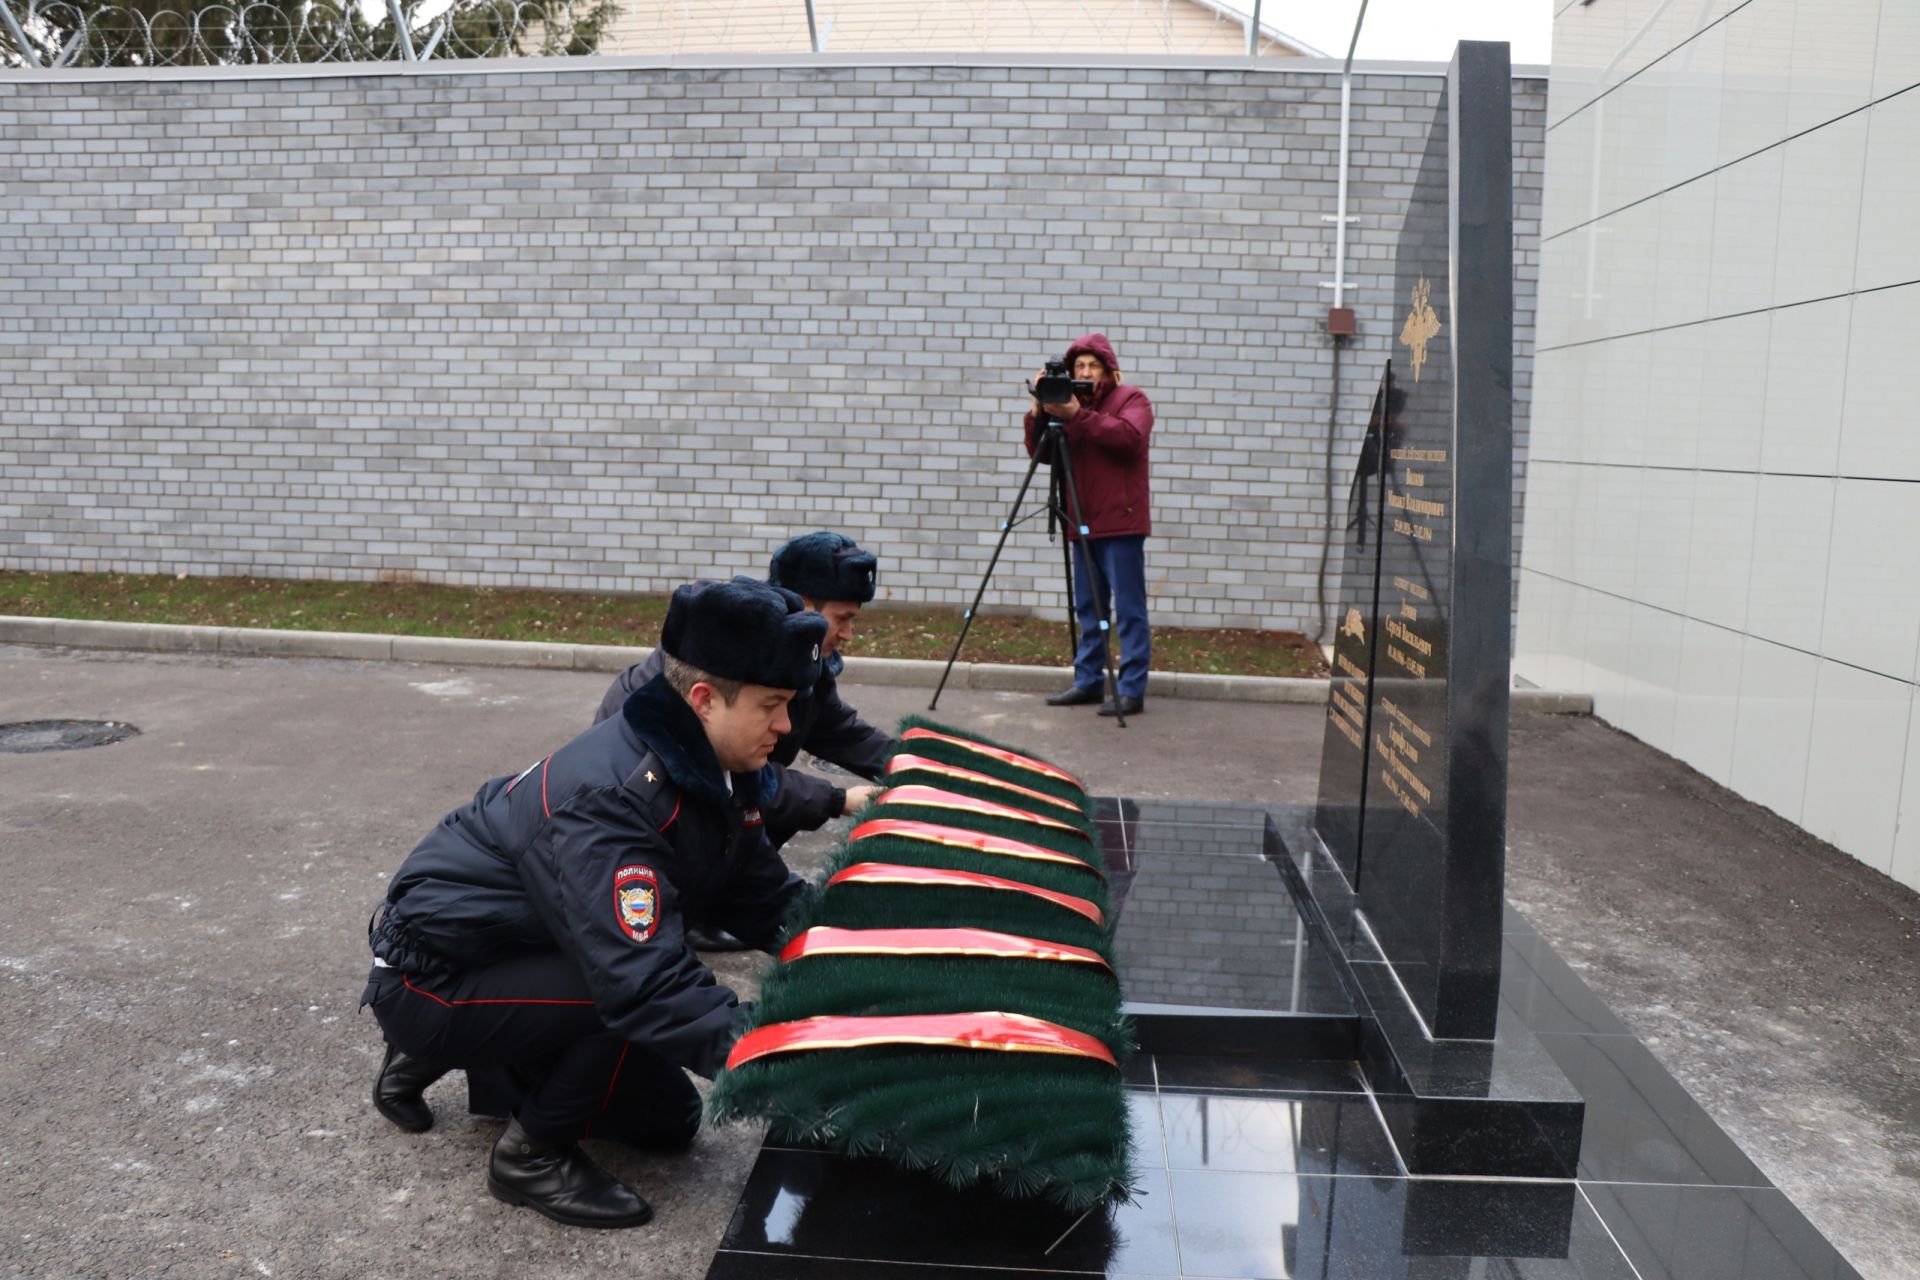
[0,61,1544,633]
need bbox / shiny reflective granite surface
[1100,798,1354,1022]
[703,799,1862,1279]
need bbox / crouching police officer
[594,534,897,952]
[361,578,827,1229]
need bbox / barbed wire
[0,0,610,67]
[0,0,1313,70]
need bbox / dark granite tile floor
[703,801,1863,1280]
[1538,1031,1775,1188]
[1583,1182,1863,1280]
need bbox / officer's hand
[704,1001,757,1080]
[842,785,879,816]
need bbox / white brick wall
[0,59,1544,633]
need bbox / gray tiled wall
[1521,0,1920,889]
[0,60,1543,633]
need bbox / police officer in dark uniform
[594,533,897,952]
[361,578,828,1229]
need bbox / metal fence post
[0,0,45,67]
[387,0,417,60]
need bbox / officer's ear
[686,680,718,721]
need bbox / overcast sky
[1264,0,1554,66]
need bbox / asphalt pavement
[1,645,1912,1279]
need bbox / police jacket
[370,674,803,1078]
[594,647,894,846]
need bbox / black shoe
[1045,685,1103,707]
[684,923,750,952]
[373,1042,449,1134]
[1098,695,1145,717]
[487,1117,654,1230]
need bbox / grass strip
[0,569,1327,677]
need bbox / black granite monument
[1313,362,1396,887]
[1313,39,1513,1043]
[1293,41,1586,1184]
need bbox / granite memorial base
[704,794,1859,1280]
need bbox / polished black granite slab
[1095,796,1360,1060]
[704,890,1862,1280]
[1158,1090,1401,1178]
[1312,362,1390,890]
[1582,1182,1864,1280]
[1270,805,1585,1178]
[1303,41,1517,1043]
[1150,1054,1365,1097]
[1501,933,1632,1036]
[705,770,1859,1277]
[709,1076,1639,1279]
[1538,1032,1773,1188]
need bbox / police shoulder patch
[613,864,660,943]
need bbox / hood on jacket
[1064,333,1121,377]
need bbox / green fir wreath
[710,718,1134,1210]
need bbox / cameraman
[1024,333,1154,716]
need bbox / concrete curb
[0,615,1592,713]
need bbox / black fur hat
[768,531,878,605]
[660,576,827,691]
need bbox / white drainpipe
[1332,0,1371,310]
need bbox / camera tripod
[930,415,1127,728]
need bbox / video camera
[1028,359,1094,407]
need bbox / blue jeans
[1070,535,1150,699]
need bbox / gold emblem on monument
[1341,606,1366,643]
[1399,276,1442,382]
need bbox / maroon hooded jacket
[1022,333,1153,540]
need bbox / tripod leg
[1051,446,1126,728]
[1053,462,1078,661]
[931,445,1052,711]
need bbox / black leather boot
[1045,685,1102,707]
[487,1117,654,1229]
[373,1042,449,1133]
[683,923,750,952]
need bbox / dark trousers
[363,953,700,1147]
[1071,534,1150,699]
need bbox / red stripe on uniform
[540,755,554,819]
[401,973,595,1008]
[585,1041,632,1139]
[659,794,682,832]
